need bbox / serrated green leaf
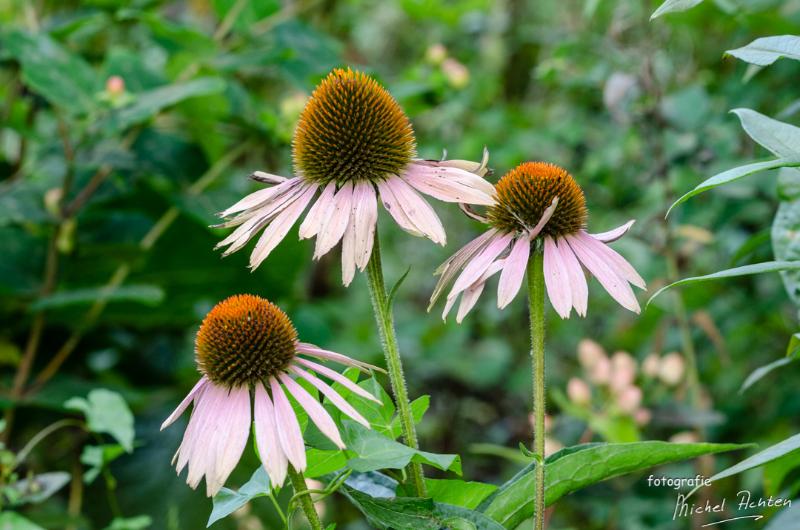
[481,441,746,528]
[65,389,135,451]
[208,467,270,527]
[650,0,703,20]
[425,479,497,509]
[31,284,165,311]
[731,108,800,158]
[727,36,800,66]
[667,157,800,215]
[648,261,800,306]
[343,488,506,530]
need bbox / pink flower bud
[544,436,563,457]
[669,431,699,444]
[587,355,611,385]
[578,339,606,369]
[106,75,125,95]
[609,351,637,391]
[616,385,642,413]
[567,377,591,405]
[642,353,660,378]
[634,408,652,425]
[426,43,447,64]
[442,58,469,88]
[658,352,685,386]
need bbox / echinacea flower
[430,162,645,322]
[161,294,379,496]
[215,68,495,285]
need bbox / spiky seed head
[292,68,416,185]
[195,295,298,388]
[486,162,587,236]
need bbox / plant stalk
[365,234,426,497]
[527,251,546,530]
[288,467,323,530]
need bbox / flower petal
[314,182,354,259]
[497,236,530,309]
[220,176,300,217]
[290,366,371,427]
[161,376,208,430]
[429,229,498,310]
[353,182,378,270]
[575,231,645,289]
[590,220,635,243]
[279,373,345,449]
[528,197,559,240]
[254,383,288,488]
[249,184,318,269]
[378,177,446,245]
[294,357,381,404]
[543,236,572,318]
[402,162,495,205]
[204,386,251,497]
[298,182,336,240]
[341,207,358,286]
[449,232,513,296]
[557,237,588,317]
[270,378,307,472]
[295,342,381,373]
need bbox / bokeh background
[2,0,800,528]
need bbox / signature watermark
[646,475,792,526]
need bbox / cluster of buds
[425,43,470,88]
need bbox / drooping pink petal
[270,378,307,471]
[314,182,354,259]
[341,207,358,286]
[497,236,530,309]
[161,376,208,430]
[290,366,371,427]
[454,260,504,322]
[181,383,227,487]
[449,233,513,296]
[378,177,446,245]
[295,342,381,373]
[298,182,336,240]
[575,231,645,289]
[556,237,588,317]
[294,357,381,404]
[220,177,300,217]
[376,179,424,238]
[254,383,288,487]
[279,374,345,449]
[590,220,635,243]
[205,386,251,496]
[527,197,559,240]
[543,236,572,319]
[353,182,378,270]
[429,229,498,310]
[249,184,318,270]
[565,234,640,313]
[401,162,495,205]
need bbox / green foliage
[727,36,800,66]
[650,0,705,20]
[65,389,135,452]
[208,468,271,527]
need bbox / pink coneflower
[160,294,379,496]
[430,162,645,321]
[215,68,494,285]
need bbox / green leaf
[3,30,98,115]
[650,0,703,20]
[727,36,800,66]
[480,441,746,529]
[305,448,347,478]
[425,479,497,510]
[667,157,800,215]
[80,444,126,484]
[342,421,461,475]
[390,395,429,436]
[31,285,165,311]
[689,433,800,495]
[772,200,800,306]
[387,267,411,308]
[208,467,270,527]
[65,389,135,451]
[343,488,506,530]
[740,357,796,393]
[731,109,800,158]
[6,472,70,506]
[344,471,398,498]
[103,77,226,133]
[648,261,800,306]
[764,503,800,530]
[0,512,46,530]
[103,516,153,530]
[787,332,800,358]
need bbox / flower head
[216,68,495,285]
[161,294,380,496]
[430,162,646,321]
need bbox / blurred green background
[2,0,800,528]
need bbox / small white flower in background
[609,351,637,391]
[658,352,685,386]
[642,353,661,378]
[567,377,591,406]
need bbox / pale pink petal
[270,378,307,472]
[590,220,635,243]
[249,184,318,269]
[254,383,288,487]
[528,197,559,240]
[341,207,357,286]
[497,236,530,309]
[566,234,640,313]
[161,376,208,430]
[295,342,381,373]
[314,182,354,259]
[378,178,446,245]
[401,162,495,205]
[543,236,572,319]
[450,233,514,295]
[299,182,336,240]
[557,237,588,317]
[353,182,378,270]
[448,259,504,321]
[181,383,227,487]
[279,374,344,449]
[575,231,645,289]
[205,386,251,496]
[376,179,425,238]
[294,357,381,404]
[429,229,498,310]
[220,176,299,217]
[250,171,287,184]
[290,366,370,427]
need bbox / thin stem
[288,467,323,530]
[268,493,288,525]
[526,251,546,530]
[13,418,84,468]
[364,234,426,497]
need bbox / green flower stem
[526,250,546,530]
[365,234,427,497]
[288,467,323,530]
